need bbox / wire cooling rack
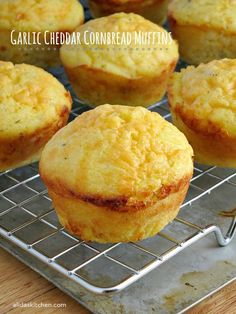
[0,66,236,294]
[1,1,236,295]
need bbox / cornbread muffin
[88,0,169,25]
[60,13,178,107]
[40,105,193,243]
[0,61,72,171]
[168,59,236,168]
[0,0,84,68]
[168,0,236,65]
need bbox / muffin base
[171,110,236,168]
[48,180,190,243]
[89,0,169,25]
[169,16,236,65]
[0,106,70,171]
[65,61,177,107]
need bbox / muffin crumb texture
[168,58,236,167]
[0,62,71,137]
[170,59,236,137]
[60,13,178,106]
[61,13,178,79]
[0,0,84,67]
[40,105,193,242]
[0,61,72,171]
[168,0,236,64]
[40,105,193,202]
[0,0,84,32]
[168,0,236,32]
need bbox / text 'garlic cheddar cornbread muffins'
[0,61,72,171]
[168,59,236,168]
[60,13,179,107]
[168,0,236,65]
[88,0,169,25]
[0,0,84,68]
[40,105,193,243]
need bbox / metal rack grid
[0,67,236,294]
[1,1,236,295]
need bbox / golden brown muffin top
[168,59,236,138]
[60,13,178,78]
[0,61,71,137]
[0,0,84,32]
[168,0,236,33]
[40,105,193,209]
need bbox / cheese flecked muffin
[88,0,169,25]
[0,0,84,68]
[60,13,179,107]
[40,105,193,243]
[168,59,236,168]
[0,61,72,171]
[168,0,236,65]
